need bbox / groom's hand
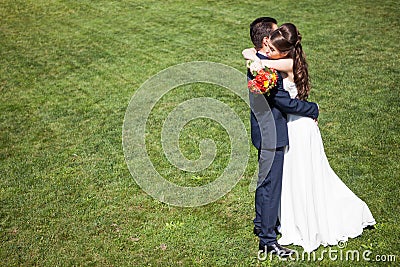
[314,104,319,125]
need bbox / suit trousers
[254,146,285,246]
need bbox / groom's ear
[262,37,269,47]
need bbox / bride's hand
[247,59,263,73]
[242,48,258,60]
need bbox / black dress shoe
[259,242,295,257]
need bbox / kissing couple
[243,17,376,256]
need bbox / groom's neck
[257,48,268,57]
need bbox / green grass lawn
[1,0,399,266]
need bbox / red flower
[248,67,278,95]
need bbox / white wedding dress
[277,79,376,252]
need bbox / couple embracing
[243,17,375,256]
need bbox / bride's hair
[269,23,310,100]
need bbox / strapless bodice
[283,79,297,99]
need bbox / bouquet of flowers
[247,62,278,95]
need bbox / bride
[243,23,376,252]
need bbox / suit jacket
[249,52,319,150]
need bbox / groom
[247,17,319,256]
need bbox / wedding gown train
[277,79,376,252]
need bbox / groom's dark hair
[250,17,278,50]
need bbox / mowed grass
[1,0,399,266]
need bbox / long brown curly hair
[269,23,310,100]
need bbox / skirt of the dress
[277,115,376,252]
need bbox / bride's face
[266,41,288,59]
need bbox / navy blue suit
[249,52,319,246]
